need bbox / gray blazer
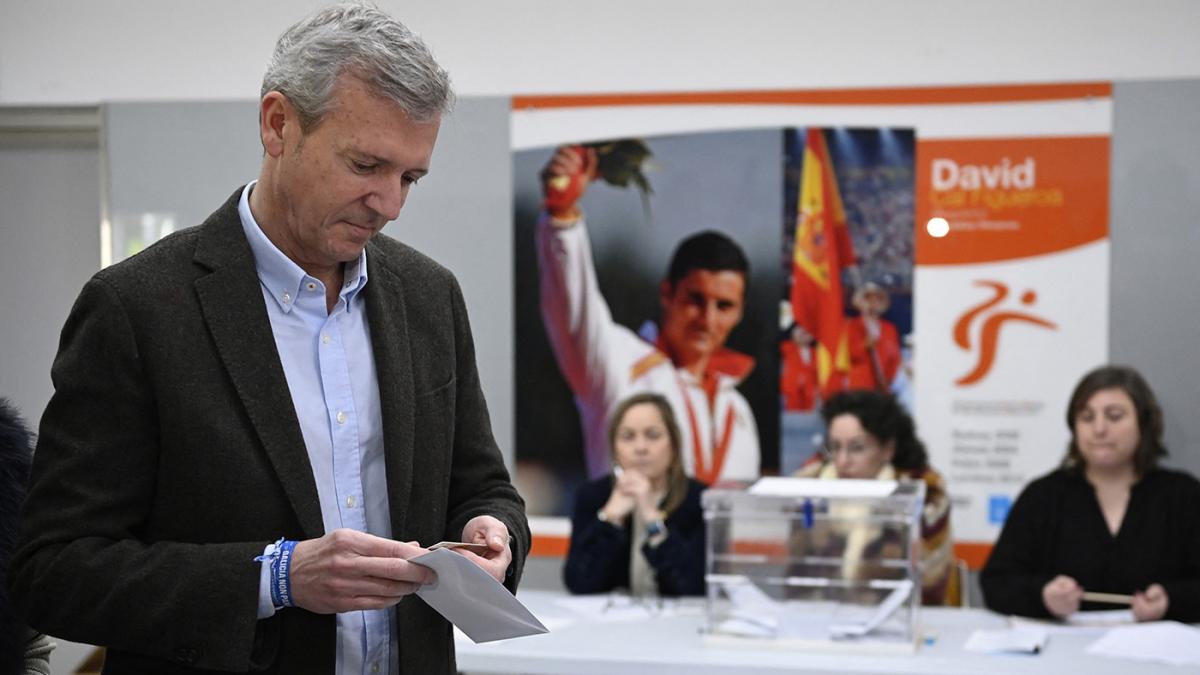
[9,188,528,674]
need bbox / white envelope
[411,548,549,643]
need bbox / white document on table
[1084,621,1200,667]
[411,548,548,643]
[963,625,1048,654]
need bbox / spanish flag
[789,128,856,396]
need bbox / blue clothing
[564,477,707,596]
[240,183,394,675]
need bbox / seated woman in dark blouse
[981,365,1200,622]
[564,393,706,596]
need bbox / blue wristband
[255,538,298,609]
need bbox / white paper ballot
[1084,622,1200,667]
[411,548,548,643]
[749,476,898,498]
[963,626,1048,654]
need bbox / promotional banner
[915,135,1110,565]
[511,84,1112,561]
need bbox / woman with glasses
[564,393,707,597]
[794,389,953,604]
[981,366,1200,622]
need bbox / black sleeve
[563,479,630,594]
[1161,473,1200,622]
[979,479,1056,618]
[643,481,706,597]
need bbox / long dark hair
[1063,365,1166,476]
[820,389,928,471]
[607,393,689,515]
[0,398,35,675]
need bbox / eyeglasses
[821,439,877,460]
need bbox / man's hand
[1041,574,1083,619]
[1132,583,1169,622]
[459,515,513,583]
[290,529,436,614]
[541,145,597,222]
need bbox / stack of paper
[1084,622,1200,667]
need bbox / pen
[1081,591,1134,605]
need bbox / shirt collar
[237,181,369,313]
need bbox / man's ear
[882,439,897,465]
[659,279,673,310]
[259,91,293,158]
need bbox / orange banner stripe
[513,83,1111,110]
[533,534,996,572]
[954,542,993,571]
[531,534,570,557]
[915,135,1110,265]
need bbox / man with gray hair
[10,4,528,673]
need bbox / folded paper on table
[1084,622,1200,667]
[963,626,1048,654]
[411,548,548,643]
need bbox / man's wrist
[254,538,298,611]
[547,206,582,228]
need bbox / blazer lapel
[363,249,416,540]
[192,190,325,539]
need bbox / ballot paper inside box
[702,478,925,653]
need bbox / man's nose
[366,177,406,222]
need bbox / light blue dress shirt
[240,183,397,675]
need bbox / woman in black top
[981,366,1200,621]
[564,393,706,596]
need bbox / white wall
[3,0,1200,105]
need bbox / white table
[455,590,1192,674]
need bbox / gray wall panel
[0,139,100,427]
[1111,80,1200,475]
[381,97,513,464]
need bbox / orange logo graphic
[953,280,1056,386]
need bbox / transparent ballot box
[702,478,925,652]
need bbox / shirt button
[347,495,357,508]
[321,333,331,345]
[306,282,317,291]
[371,663,380,673]
[336,411,346,424]
[281,292,292,303]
